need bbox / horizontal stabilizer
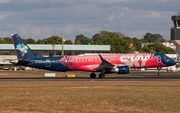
[7,59,32,65]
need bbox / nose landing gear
[158,67,161,76]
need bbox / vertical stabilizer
[11,34,42,59]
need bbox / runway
[0,71,180,81]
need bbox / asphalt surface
[0,71,180,81]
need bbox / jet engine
[113,65,130,74]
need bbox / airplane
[9,34,176,78]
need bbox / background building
[141,42,176,50]
[171,13,180,59]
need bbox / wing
[94,54,114,71]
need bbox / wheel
[99,74,105,78]
[90,73,96,78]
[158,73,161,76]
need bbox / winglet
[94,54,114,72]
[98,54,107,62]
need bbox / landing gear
[90,72,105,78]
[90,73,96,78]
[158,67,161,76]
[158,73,161,76]
[99,73,105,78]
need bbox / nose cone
[171,59,176,66]
[163,58,176,66]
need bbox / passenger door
[46,59,51,67]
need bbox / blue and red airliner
[9,34,176,78]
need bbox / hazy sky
[0,0,179,41]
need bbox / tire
[90,73,96,78]
[158,73,161,76]
[99,74,105,78]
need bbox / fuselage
[24,53,176,72]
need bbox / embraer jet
[10,34,176,78]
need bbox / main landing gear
[90,72,105,78]
[90,73,96,78]
[99,73,105,78]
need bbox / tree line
[0,31,175,54]
[74,31,175,54]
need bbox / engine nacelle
[114,65,130,74]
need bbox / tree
[22,39,27,44]
[64,40,73,44]
[24,38,36,44]
[132,37,145,51]
[144,32,153,43]
[114,32,125,38]
[123,37,133,44]
[74,40,81,45]
[143,32,166,43]
[93,35,131,53]
[0,38,7,44]
[3,37,13,44]
[36,39,43,44]
[91,31,124,42]
[75,34,91,44]
[39,36,62,44]
[141,42,175,54]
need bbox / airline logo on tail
[16,43,28,57]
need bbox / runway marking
[141,73,177,75]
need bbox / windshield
[164,55,168,59]
[164,55,170,62]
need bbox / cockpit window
[164,55,168,59]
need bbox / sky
[0,0,179,42]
